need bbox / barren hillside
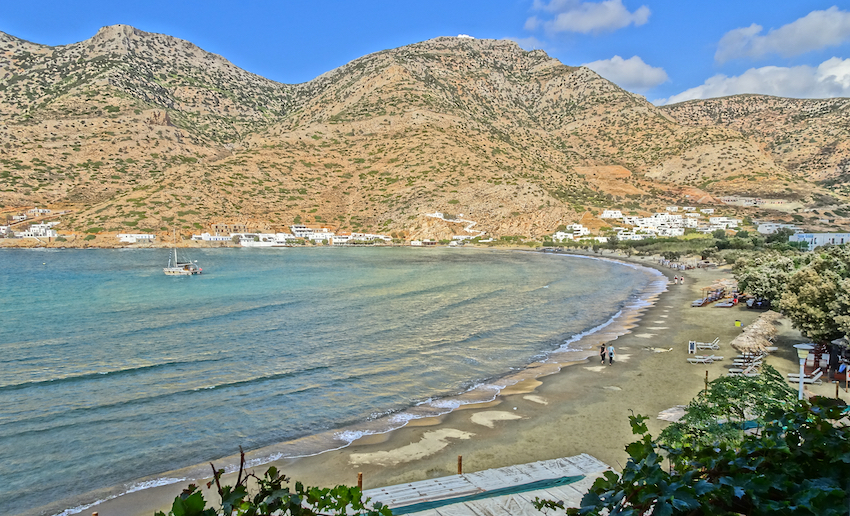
[0,26,845,241]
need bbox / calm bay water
[0,247,658,516]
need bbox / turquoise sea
[0,247,661,516]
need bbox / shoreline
[36,252,823,516]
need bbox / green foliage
[734,251,797,301]
[712,228,727,240]
[766,227,796,244]
[781,246,850,344]
[535,397,850,515]
[659,365,796,451]
[156,452,391,516]
[735,246,850,343]
[661,250,680,261]
[83,235,96,241]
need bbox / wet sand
[68,253,835,516]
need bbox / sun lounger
[787,370,823,385]
[787,367,822,379]
[696,342,720,350]
[688,355,716,364]
[694,337,720,350]
[728,364,760,376]
[714,301,735,308]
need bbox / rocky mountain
[0,25,846,241]
[661,95,850,192]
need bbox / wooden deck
[363,454,613,516]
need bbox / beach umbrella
[730,333,770,354]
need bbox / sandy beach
[74,252,835,516]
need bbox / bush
[156,451,391,516]
[535,395,850,515]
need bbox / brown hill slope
[662,95,850,195]
[0,26,842,239]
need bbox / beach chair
[787,367,822,379]
[728,364,760,376]
[695,337,720,350]
[688,355,714,364]
[787,370,824,385]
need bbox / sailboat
[163,232,202,275]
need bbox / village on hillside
[1,202,843,252]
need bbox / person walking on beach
[673,275,678,285]
[607,345,615,365]
[600,344,607,365]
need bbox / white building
[790,232,850,251]
[552,224,590,242]
[709,217,741,229]
[0,225,9,236]
[289,225,335,241]
[682,206,696,212]
[191,233,233,242]
[12,214,27,222]
[117,233,156,243]
[665,206,679,212]
[700,208,715,214]
[600,210,623,219]
[757,223,799,235]
[28,208,51,215]
[20,223,58,238]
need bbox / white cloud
[527,0,650,35]
[524,16,541,31]
[582,55,668,91]
[716,7,850,63]
[658,57,850,105]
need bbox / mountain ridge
[1,25,847,241]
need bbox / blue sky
[3,0,850,104]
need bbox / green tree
[766,227,796,244]
[780,245,850,344]
[734,252,796,301]
[712,228,727,240]
[535,397,850,515]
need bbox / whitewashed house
[118,233,156,243]
[21,223,58,238]
[790,232,850,250]
[191,233,232,241]
[709,217,741,228]
[600,210,623,219]
[757,223,799,235]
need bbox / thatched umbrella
[731,311,781,354]
[731,332,771,354]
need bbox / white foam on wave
[51,477,186,516]
[555,309,623,353]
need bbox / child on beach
[607,345,615,365]
[600,345,607,365]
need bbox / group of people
[673,275,685,285]
[599,344,615,365]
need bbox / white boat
[163,247,202,275]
